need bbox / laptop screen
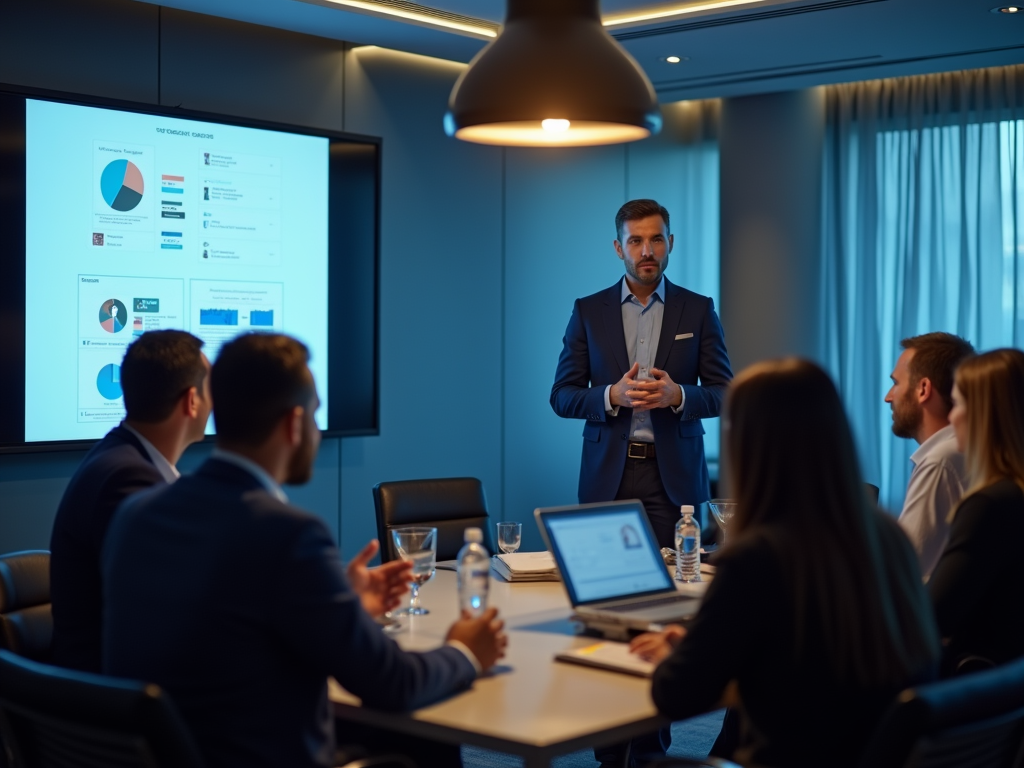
[538,501,674,606]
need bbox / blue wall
[0,0,722,557]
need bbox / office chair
[0,551,52,662]
[0,649,204,768]
[856,654,1024,768]
[372,478,495,562]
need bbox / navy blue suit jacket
[102,458,477,768]
[550,277,733,507]
[50,426,164,672]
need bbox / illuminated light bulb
[542,119,571,133]
[666,56,682,63]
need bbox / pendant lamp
[444,0,662,147]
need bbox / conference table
[330,564,704,768]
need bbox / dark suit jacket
[50,425,164,672]
[929,479,1024,671]
[102,458,477,768]
[550,277,733,506]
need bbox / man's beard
[626,257,666,286]
[891,389,923,439]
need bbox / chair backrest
[857,655,1024,768]
[864,483,880,505]
[0,551,52,662]
[0,649,204,768]
[372,478,495,562]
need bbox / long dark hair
[725,359,939,687]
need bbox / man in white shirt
[885,332,974,580]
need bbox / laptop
[534,500,704,635]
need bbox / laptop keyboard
[602,594,694,613]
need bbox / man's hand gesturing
[446,607,508,672]
[627,367,682,412]
[609,362,641,408]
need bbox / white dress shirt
[897,425,968,581]
[122,423,180,484]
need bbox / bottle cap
[464,527,483,543]
[680,505,695,514]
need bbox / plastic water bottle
[675,505,701,583]
[457,527,490,617]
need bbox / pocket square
[675,333,694,340]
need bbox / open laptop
[535,500,704,635]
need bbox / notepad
[555,641,655,677]
[491,552,560,582]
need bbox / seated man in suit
[50,330,212,671]
[102,332,507,768]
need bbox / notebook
[491,552,560,582]
[555,641,655,677]
[534,500,704,634]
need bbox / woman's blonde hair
[955,348,1024,498]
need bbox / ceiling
[133,0,1024,101]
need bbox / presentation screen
[0,88,380,450]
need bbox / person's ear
[181,386,199,418]
[286,406,305,447]
[917,377,933,404]
[613,239,625,261]
[667,233,674,253]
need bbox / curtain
[820,64,1024,511]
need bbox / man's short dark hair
[900,332,975,415]
[120,331,206,423]
[615,199,670,241]
[212,333,315,445]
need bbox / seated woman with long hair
[929,348,1024,672]
[631,359,939,768]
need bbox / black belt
[627,441,656,459]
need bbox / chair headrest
[0,551,50,613]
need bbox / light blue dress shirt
[603,277,685,442]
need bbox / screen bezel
[534,500,676,607]
[0,82,381,453]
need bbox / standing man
[50,330,212,672]
[551,199,733,549]
[885,332,974,580]
[103,333,507,768]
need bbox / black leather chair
[856,655,1024,768]
[0,551,52,662]
[0,649,204,768]
[372,478,495,562]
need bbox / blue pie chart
[96,364,123,401]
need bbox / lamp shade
[445,0,662,147]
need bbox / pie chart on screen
[96,364,123,401]
[100,159,145,212]
[99,298,127,333]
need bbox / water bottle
[457,527,490,617]
[675,505,701,583]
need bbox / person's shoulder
[60,429,161,503]
[577,280,623,306]
[665,280,712,306]
[714,530,784,579]
[960,479,1024,521]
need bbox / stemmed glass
[496,522,522,555]
[708,499,739,542]
[391,526,436,616]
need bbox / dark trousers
[594,456,677,766]
[615,454,680,549]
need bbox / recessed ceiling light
[662,56,689,63]
[991,5,1020,12]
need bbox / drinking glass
[391,526,436,616]
[708,499,739,542]
[496,522,522,555]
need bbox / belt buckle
[628,443,647,459]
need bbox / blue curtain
[820,65,1024,512]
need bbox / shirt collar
[121,423,180,484]
[210,448,289,503]
[621,275,666,306]
[910,424,958,466]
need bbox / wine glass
[708,499,739,542]
[496,522,522,555]
[391,526,436,616]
